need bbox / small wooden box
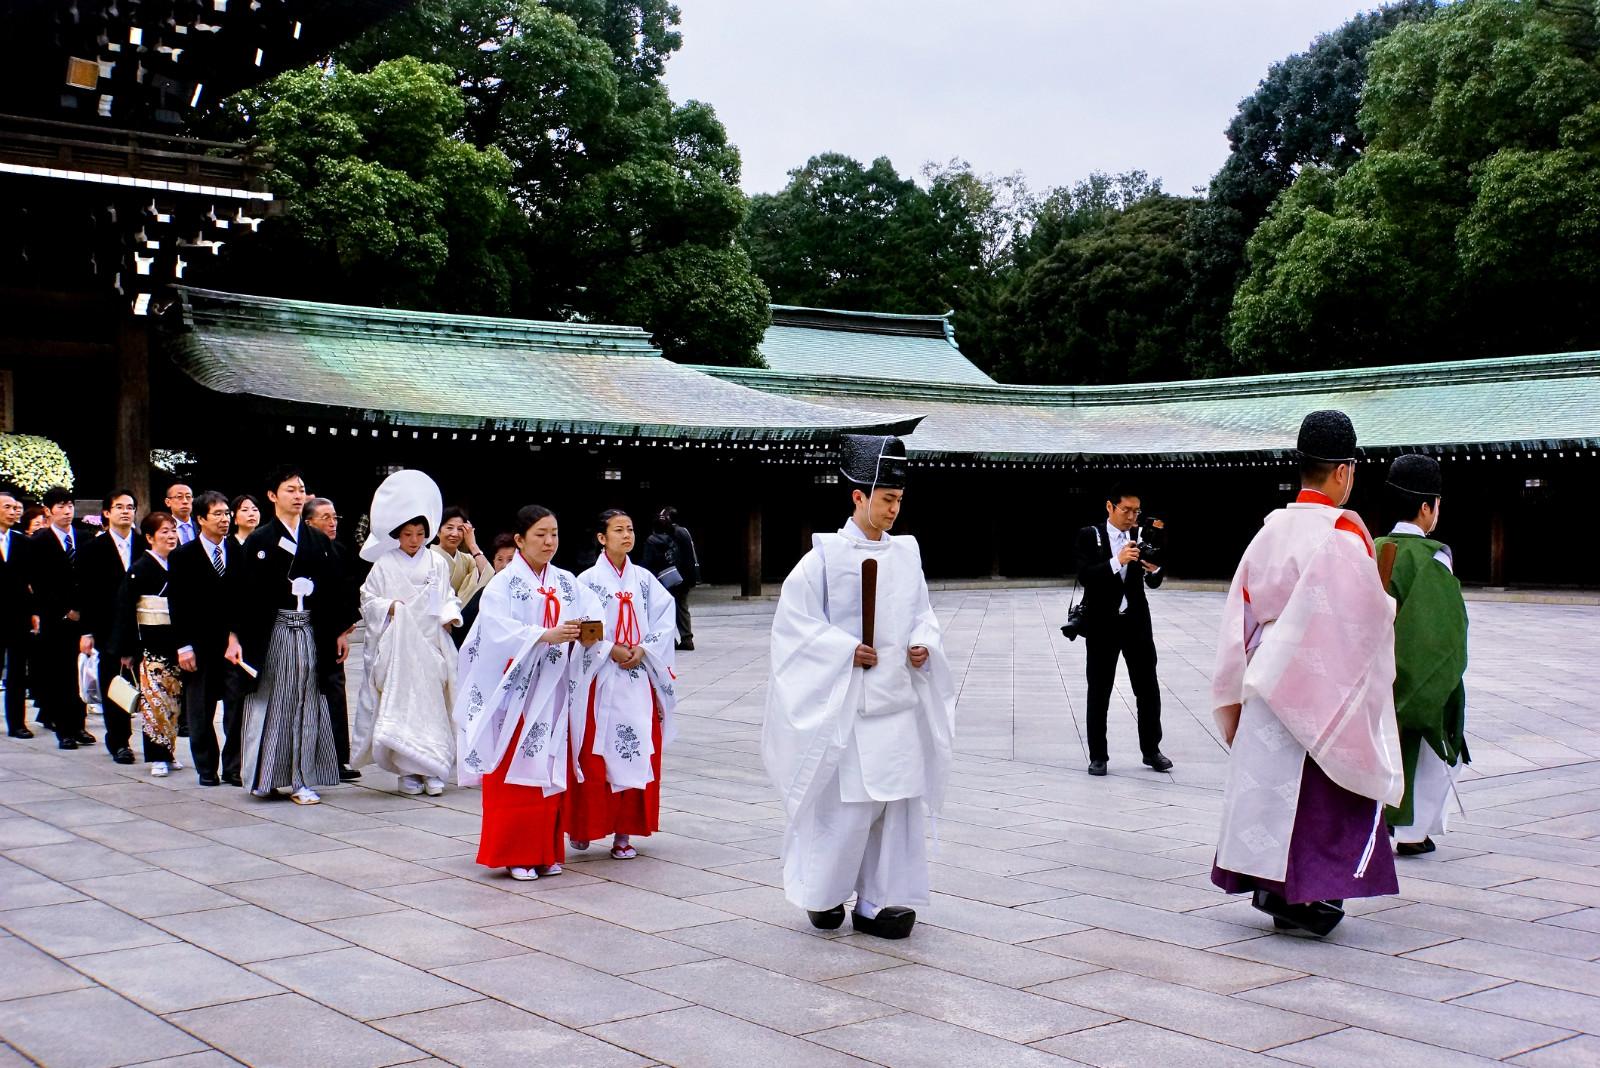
[578,620,604,644]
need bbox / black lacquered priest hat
[839,434,908,491]
[1295,409,1358,462]
[1386,453,1442,496]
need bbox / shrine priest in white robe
[763,434,956,940]
[351,470,462,798]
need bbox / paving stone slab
[249,946,480,1020]
[1032,969,1341,1052]
[170,992,425,1068]
[150,903,348,963]
[635,956,897,1035]
[219,873,403,924]
[0,934,96,1001]
[807,1010,1082,1068]
[1030,927,1300,994]
[1268,1027,1507,1068]
[373,877,568,927]
[535,879,735,932]
[1512,1035,1600,1067]
[827,962,1113,1042]
[437,950,687,1027]
[1451,981,1600,1034]
[589,1004,875,1068]
[0,898,173,957]
[0,987,205,1068]
[316,909,526,970]
[372,998,649,1068]
[486,912,717,974]
[1031,1019,1301,1068]
[1239,975,1574,1059]
[70,941,282,1013]
[69,868,238,918]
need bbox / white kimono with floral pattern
[452,554,610,795]
[579,556,679,792]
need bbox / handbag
[656,564,684,590]
[77,651,102,706]
[107,670,140,714]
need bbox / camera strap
[1068,524,1103,613]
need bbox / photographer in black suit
[1074,483,1171,776]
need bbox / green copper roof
[753,306,996,387]
[165,288,921,442]
[707,353,1600,461]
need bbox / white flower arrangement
[0,434,74,496]
[151,449,198,475]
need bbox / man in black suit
[304,496,361,780]
[1,487,39,738]
[29,486,93,748]
[78,489,140,764]
[170,490,244,786]
[1075,483,1171,776]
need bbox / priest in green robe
[1376,455,1469,857]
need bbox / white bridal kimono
[352,546,462,780]
[578,556,679,791]
[453,554,610,794]
[763,520,956,913]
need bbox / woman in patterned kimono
[453,504,608,881]
[112,511,184,778]
[569,510,679,859]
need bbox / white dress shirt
[1106,521,1130,613]
[109,529,134,571]
[0,528,11,562]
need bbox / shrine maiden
[352,470,462,798]
[1211,411,1403,936]
[569,509,679,858]
[453,504,607,880]
[763,434,956,940]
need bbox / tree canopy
[1229,0,1600,371]
[214,0,768,366]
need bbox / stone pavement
[4,589,1600,1067]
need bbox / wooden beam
[114,317,151,504]
[742,506,763,598]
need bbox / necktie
[64,530,75,559]
[213,544,226,577]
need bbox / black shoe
[807,905,846,930]
[851,906,916,939]
[75,731,95,745]
[111,747,135,765]
[57,737,78,750]
[339,766,362,782]
[1142,751,1174,772]
[1087,759,1107,776]
[223,774,243,787]
[197,774,222,787]
[1396,837,1436,856]
[8,728,34,739]
[1252,890,1344,937]
[676,640,695,652]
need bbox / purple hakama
[1212,755,1398,904]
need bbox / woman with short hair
[230,494,261,546]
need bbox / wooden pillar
[742,506,763,597]
[114,317,151,506]
[1489,510,1506,587]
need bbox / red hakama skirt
[564,684,662,843]
[476,717,567,868]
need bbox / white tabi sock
[855,897,880,919]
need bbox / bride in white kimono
[454,503,609,880]
[570,509,679,858]
[352,470,462,797]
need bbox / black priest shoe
[1252,890,1345,937]
[851,906,916,940]
[807,905,846,930]
[1087,759,1107,777]
[1396,836,1436,856]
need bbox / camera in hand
[1134,517,1166,568]
[1060,602,1086,642]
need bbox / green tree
[335,0,768,365]
[1229,0,1600,371]
[213,58,523,313]
[993,194,1200,384]
[1185,0,1439,376]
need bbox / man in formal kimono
[1377,454,1468,857]
[763,434,956,939]
[1211,410,1403,936]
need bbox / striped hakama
[241,610,340,794]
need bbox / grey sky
[665,1,1382,196]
